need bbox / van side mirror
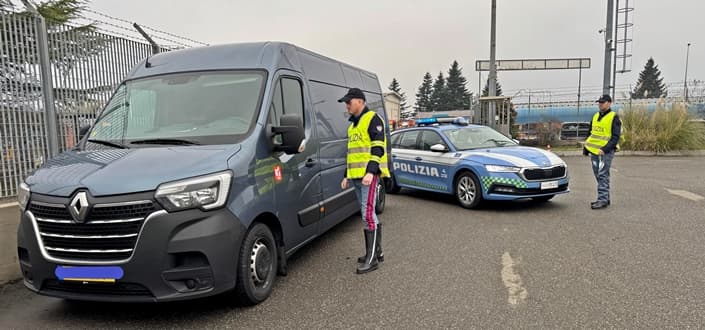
[79,125,91,140]
[430,144,448,152]
[272,114,305,154]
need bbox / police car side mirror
[272,114,305,154]
[512,139,520,145]
[430,144,448,153]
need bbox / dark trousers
[590,151,614,202]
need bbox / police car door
[414,130,452,193]
[391,130,420,188]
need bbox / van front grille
[29,201,156,262]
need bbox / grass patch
[621,102,705,152]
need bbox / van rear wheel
[234,223,278,306]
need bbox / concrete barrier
[0,203,21,285]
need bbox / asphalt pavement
[1,156,704,329]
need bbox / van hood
[26,145,240,197]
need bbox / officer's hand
[341,178,349,190]
[362,173,374,186]
[598,149,605,156]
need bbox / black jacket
[583,109,622,155]
[348,107,385,176]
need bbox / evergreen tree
[414,72,433,114]
[482,77,503,96]
[631,57,668,99]
[387,78,409,113]
[445,61,472,110]
[430,72,448,112]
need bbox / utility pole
[488,0,498,128]
[21,0,59,157]
[602,0,615,96]
[577,65,583,139]
[611,0,619,97]
[684,43,692,102]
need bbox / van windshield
[88,71,266,147]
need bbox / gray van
[16,42,391,305]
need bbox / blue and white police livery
[387,118,569,209]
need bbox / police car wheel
[455,172,482,209]
[376,180,386,214]
[234,223,278,306]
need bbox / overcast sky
[88,0,703,103]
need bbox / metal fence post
[22,1,59,157]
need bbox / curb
[552,150,705,157]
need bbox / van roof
[125,42,382,93]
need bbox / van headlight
[18,183,30,211]
[155,171,232,212]
[485,165,521,173]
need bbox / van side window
[282,78,304,122]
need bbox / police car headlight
[155,171,232,212]
[18,182,30,211]
[485,165,521,173]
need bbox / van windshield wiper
[87,139,127,149]
[129,138,200,146]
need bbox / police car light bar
[416,117,469,127]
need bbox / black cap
[596,94,612,103]
[338,88,366,103]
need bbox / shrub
[621,102,705,152]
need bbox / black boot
[358,223,383,263]
[356,229,379,274]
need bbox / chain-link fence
[1,9,164,198]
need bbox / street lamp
[684,43,692,102]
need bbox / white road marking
[501,252,528,305]
[0,202,18,209]
[666,189,705,202]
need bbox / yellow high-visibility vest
[585,111,620,155]
[346,111,390,179]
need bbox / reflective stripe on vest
[584,111,617,155]
[346,110,391,179]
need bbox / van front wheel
[234,223,278,306]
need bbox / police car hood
[25,145,240,197]
[461,146,565,168]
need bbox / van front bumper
[17,207,245,303]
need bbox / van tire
[386,175,401,194]
[375,179,386,214]
[234,223,278,306]
[454,172,483,209]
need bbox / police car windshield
[88,71,265,147]
[443,127,517,150]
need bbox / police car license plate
[540,181,559,190]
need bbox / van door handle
[305,158,317,168]
[415,157,423,161]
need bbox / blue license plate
[55,266,124,283]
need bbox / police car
[387,117,569,209]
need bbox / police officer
[338,88,390,274]
[583,94,622,209]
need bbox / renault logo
[69,192,90,223]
